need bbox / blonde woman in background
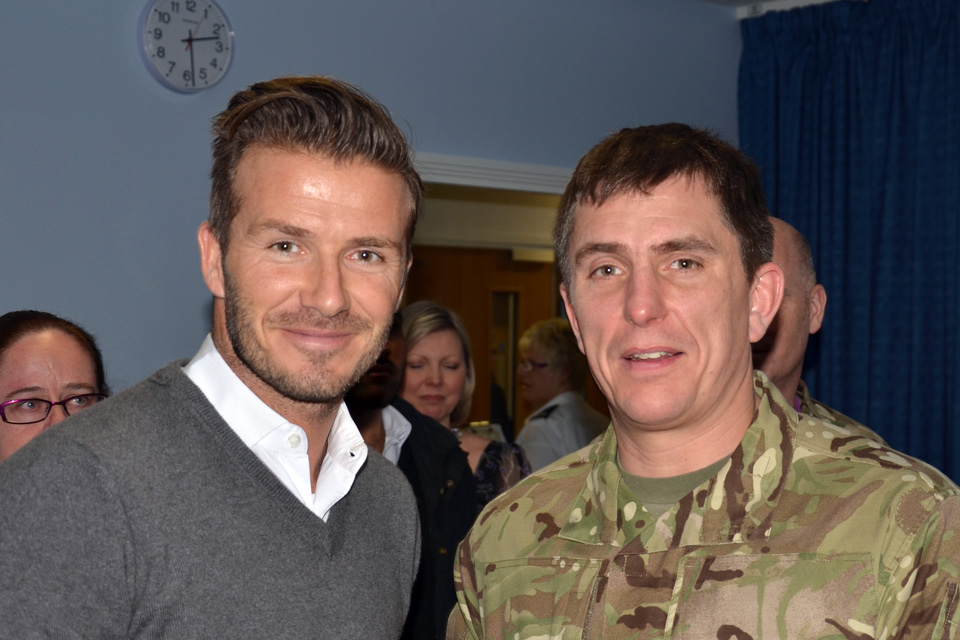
[400,300,529,510]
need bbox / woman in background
[515,318,609,471]
[400,300,529,509]
[0,310,108,463]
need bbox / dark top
[394,397,479,640]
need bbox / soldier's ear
[808,284,827,335]
[748,262,784,343]
[198,222,225,299]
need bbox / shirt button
[446,479,455,488]
[287,433,302,448]
[438,547,448,555]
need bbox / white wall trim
[414,152,572,194]
[735,0,844,19]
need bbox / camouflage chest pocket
[478,556,603,640]
[672,552,876,640]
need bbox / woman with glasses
[0,310,108,463]
[400,300,529,510]
[515,318,609,471]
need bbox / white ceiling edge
[699,0,844,19]
[414,151,572,194]
[738,0,843,19]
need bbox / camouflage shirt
[797,378,888,445]
[448,372,960,640]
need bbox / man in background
[346,312,477,640]
[0,76,422,638]
[447,124,960,639]
[753,217,883,441]
[514,317,608,470]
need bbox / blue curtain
[739,0,960,480]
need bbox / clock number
[186,0,197,11]
[170,1,180,12]
[215,40,223,52]
[156,46,166,58]
[210,58,218,69]
[154,10,171,23]
[199,68,208,81]
[153,27,163,40]
[212,23,221,36]
[183,70,193,83]
[167,61,176,74]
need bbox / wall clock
[139,0,234,93]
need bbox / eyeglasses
[0,394,107,425]
[517,360,550,372]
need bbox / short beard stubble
[223,269,391,405]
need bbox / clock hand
[182,36,220,42]
[187,28,196,87]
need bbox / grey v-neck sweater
[0,362,420,638]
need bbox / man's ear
[198,222,225,299]
[808,283,827,335]
[395,256,413,313]
[748,262,784,343]
[560,283,586,355]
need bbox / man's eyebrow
[651,236,717,256]
[573,242,627,266]
[245,223,403,252]
[350,237,403,251]
[573,236,717,266]
[248,221,315,238]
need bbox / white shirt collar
[379,404,412,465]
[531,390,579,418]
[183,334,368,521]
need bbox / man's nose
[624,268,667,327]
[301,257,349,317]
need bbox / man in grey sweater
[0,76,423,638]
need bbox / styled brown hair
[209,76,423,254]
[554,123,773,288]
[0,310,109,395]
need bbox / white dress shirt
[516,390,610,471]
[379,404,412,465]
[183,335,368,521]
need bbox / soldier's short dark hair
[209,76,423,255]
[554,123,773,288]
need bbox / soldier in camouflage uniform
[447,124,960,639]
[752,217,885,444]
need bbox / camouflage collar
[559,372,795,553]
[796,378,815,414]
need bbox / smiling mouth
[627,351,675,361]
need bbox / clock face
[140,0,234,93]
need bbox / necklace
[449,426,462,440]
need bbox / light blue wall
[0,0,739,390]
